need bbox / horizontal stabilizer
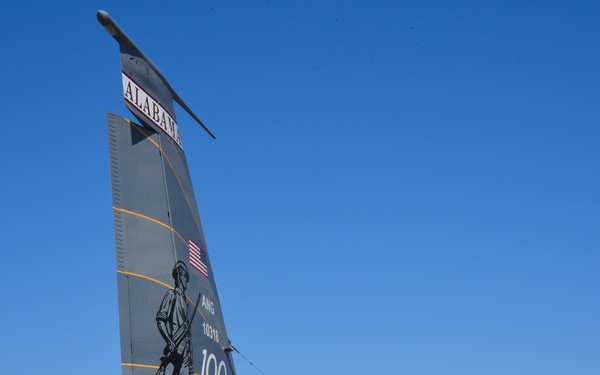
[98,10,216,139]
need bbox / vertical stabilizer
[100,10,235,375]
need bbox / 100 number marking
[200,349,227,375]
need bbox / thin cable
[230,344,266,375]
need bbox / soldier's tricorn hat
[172,260,190,281]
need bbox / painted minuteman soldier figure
[156,261,193,375]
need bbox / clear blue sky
[1,1,599,374]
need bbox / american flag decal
[189,238,208,278]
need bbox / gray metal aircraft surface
[98,10,236,375]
